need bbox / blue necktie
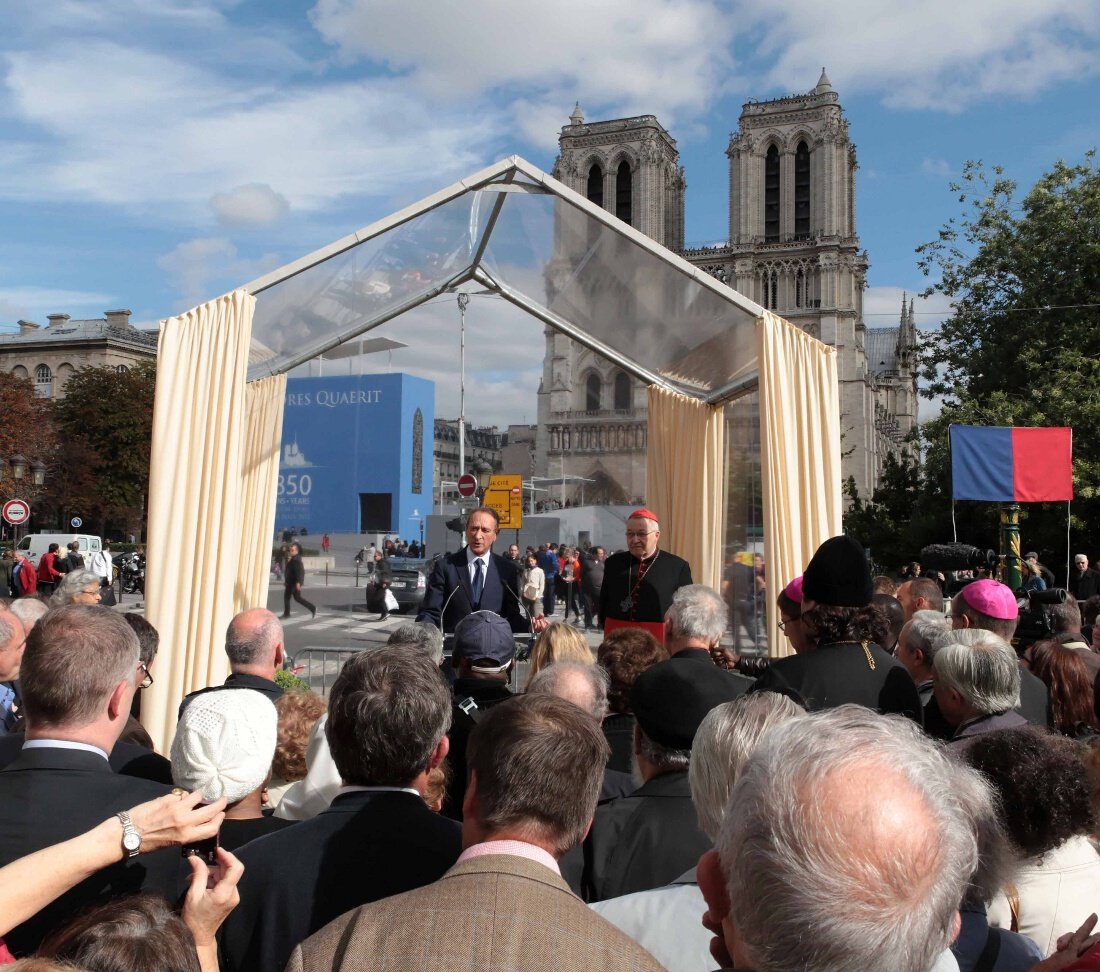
[472,558,484,605]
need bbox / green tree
[916,152,1100,558]
[50,361,156,537]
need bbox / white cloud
[0,286,116,324]
[736,0,1100,111]
[157,237,283,310]
[309,0,736,147]
[0,39,502,219]
[921,157,953,178]
[210,183,290,227]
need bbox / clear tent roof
[245,157,763,402]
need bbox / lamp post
[0,454,48,542]
[473,459,493,506]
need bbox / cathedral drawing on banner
[536,70,918,503]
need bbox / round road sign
[2,499,30,526]
[71,516,83,528]
[457,473,478,498]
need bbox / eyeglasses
[137,662,153,690]
[778,616,801,632]
[81,588,102,599]
[625,531,655,539]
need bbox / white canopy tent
[140,156,841,752]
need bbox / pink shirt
[457,839,561,876]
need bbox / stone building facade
[0,309,157,399]
[541,72,918,502]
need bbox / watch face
[123,832,141,852]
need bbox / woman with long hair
[522,621,593,691]
[1029,640,1100,735]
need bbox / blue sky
[1,1,1097,423]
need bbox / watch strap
[116,810,141,858]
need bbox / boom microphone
[919,543,996,572]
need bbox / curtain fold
[645,386,725,591]
[143,290,255,756]
[757,310,842,657]
[236,374,287,613]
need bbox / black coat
[178,672,283,720]
[443,677,514,820]
[599,549,693,625]
[0,747,179,956]
[219,789,462,972]
[0,733,172,785]
[284,553,305,588]
[751,642,921,721]
[581,769,710,903]
[1070,568,1100,603]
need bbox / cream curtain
[646,386,726,591]
[236,374,287,612]
[143,290,255,756]
[757,310,842,657]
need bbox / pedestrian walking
[282,542,317,619]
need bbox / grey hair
[225,611,282,666]
[904,610,952,664]
[527,661,609,721]
[1050,594,1081,633]
[638,728,690,774]
[718,705,979,972]
[933,630,1021,715]
[0,613,15,654]
[10,597,48,631]
[951,755,1015,906]
[388,621,445,666]
[689,693,804,840]
[666,584,728,644]
[50,569,102,607]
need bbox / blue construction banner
[276,373,434,535]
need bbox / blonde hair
[523,622,593,690]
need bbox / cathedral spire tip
[570,101,584,126]
[815,68,833,94]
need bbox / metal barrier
[287,646,364,697]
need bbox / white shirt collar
[23,739,110,761]
[467,548,491,567]
[337,785,421,798]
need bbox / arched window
[795,268,805,308]
[615,160,632,225]
[586,163,604,209]
[794,140,811,237]
[116,364,130,374]
[764,144,780,243]
[613,372,631,411]
[35,364,52,398]
[585,373,601,412]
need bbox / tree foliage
[50,361,156,535]
[916,152,1100,558]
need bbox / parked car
[384,557,430,613]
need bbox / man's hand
[126,791,227,854]
[532,615,550,633]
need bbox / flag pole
[1066,500,1072,589]
[999,504,1022,590]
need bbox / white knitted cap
[171,688,277,803]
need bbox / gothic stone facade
[541,72,918,502]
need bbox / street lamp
[473,459,493,504]
[9,455,26,481]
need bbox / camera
[1013,587,1067,652]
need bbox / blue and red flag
[950,426,1073,502]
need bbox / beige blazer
[286,853,668,972]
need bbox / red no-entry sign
[457,473,478,498]
[2,499,30,525]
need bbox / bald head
[225,608,284,675]
[527,662,609,721]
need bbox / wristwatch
[117,811,142,858]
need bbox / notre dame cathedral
[535,70,918,503]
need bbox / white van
[17,533,103,570]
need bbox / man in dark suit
[178,607,285,718]
[287,694,665,972]
[283,541,316,618]
[219,645,461,972]
[1070,553,1100,602]
[599,509,693,642]
[0,605,178,956]
[579,656,747,902]
[417,506,530,633]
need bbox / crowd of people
[0,514,1099,972]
